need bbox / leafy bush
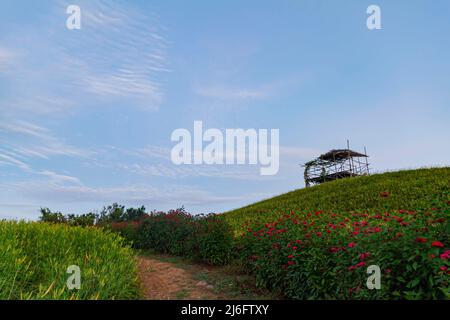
[111,209,234,266]
[39,203,147,226]
[0,221,139,300]
[98,203,147,224]
[39,208,67,224]
[239,198,450,299]
[131,209,195,255]
[194,214,234,265]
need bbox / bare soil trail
[138,256,220,299]
[137,254,273,300]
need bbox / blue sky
[1,0,449,219]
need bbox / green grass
[224,167,450,234]
[0,221,139,300]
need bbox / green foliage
[111,209,234,266]
[65,213,97,227]
[39,208,67,224]
[39,203,147,226]
[195,215,234,265]
[0,221,139,300]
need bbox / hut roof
[319,149,367,161]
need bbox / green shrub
[134,210,195,255]
[39,204,147,227]
[194,215,234,265]
[112,209,234,266]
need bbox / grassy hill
[224,167,450,233]
[223,167,450,299]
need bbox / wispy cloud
[36,170,82,185]
[0,120,92,160]
[0,152,31,171]
[54,0,170,111]
[1,0,169,116]
[0,121,50,140]
[2,180,247,207]
[118,162,270,181]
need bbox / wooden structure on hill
[303,141,370,187]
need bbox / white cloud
[0,120,92,160]
[0,121,50,140]
[2,0,169,116]
[2,181,245,207]
[37,170,82,185]
[0,152,31,171]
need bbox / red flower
[440,266,448,271]
[432,241,444,248]
[316,232,322,237]
[396,232,403,238]
[356,261,366,268]
[295,239,302,244]
[380,191,390,198]
[374,227,382,233]
[288,261,295,266]
[359,252,371,260]
[352,231,359,235]
[440,251,450,260]
[348,242,356,248]
[288,254,294,259]
[292,246,298,250]
[416,237,427,243]
[348,265,356,271]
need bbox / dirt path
[137,256,223,300]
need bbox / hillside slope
[224,167,450,233]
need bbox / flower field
[224,168,450,299]
[0,221,139,299]
[238,204,449,299]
